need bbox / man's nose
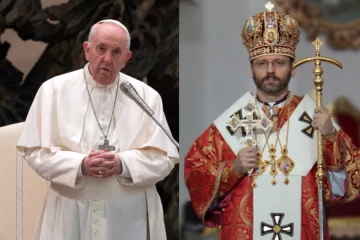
[103,51,112,63]
[266,62,275,73]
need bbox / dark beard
[253,72,292,93]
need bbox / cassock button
[93,208,98,212]
[93,219,98,223]
[94,229,98,234]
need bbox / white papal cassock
[17,64,179,240]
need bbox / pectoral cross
[240,101,273,141]
[98,138,115,151]
[226,100,260,141]
[226,100,273,175]
[240,101,260,176]
[241,101,273,176]
[240,112,259,148]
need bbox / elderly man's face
[83,23,132,85]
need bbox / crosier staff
[293,38,342,240]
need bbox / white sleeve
[328,169,346,197]
[24,147,87,189]
[119,156,131,178]
[116,150,174,187]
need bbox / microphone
[120,81,154,117]
[120,81,179,148]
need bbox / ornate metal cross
[312,38,323,53]
[261,213,294,240]
[98,139,115,151]
[265,1,275,11]
[226,100,272,176]
[240,101,260,147]
[240,101,272,145]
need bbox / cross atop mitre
[265,1,275,11]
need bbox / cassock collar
[84,63,119,89]
[257,92,288,108]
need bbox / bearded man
[184,3,359,240]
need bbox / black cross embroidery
[298,111,315,138]
[261,213,294,240]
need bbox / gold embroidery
[222,167,231,183]
[323,129,338,142]
[242,10,300,61]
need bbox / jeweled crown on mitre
[241,1,301,61]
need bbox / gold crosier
[293,38,342,240]
[251,92,295,187]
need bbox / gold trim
[323,129,338,143]
[222,167,230,183]
[138,146,167,155]
[251,53,295,61]
[328,217,360,237]
[170,157,179,164]
[138,146,179,164]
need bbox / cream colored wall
[0,123,48,240]
[0,123,17,239]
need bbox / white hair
[88,19,131,49]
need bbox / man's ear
[83,41,90,61]
[291,66,296,78]
[122,51,132,68]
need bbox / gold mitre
[241,1,301,61]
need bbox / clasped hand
[81,148,122,178]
